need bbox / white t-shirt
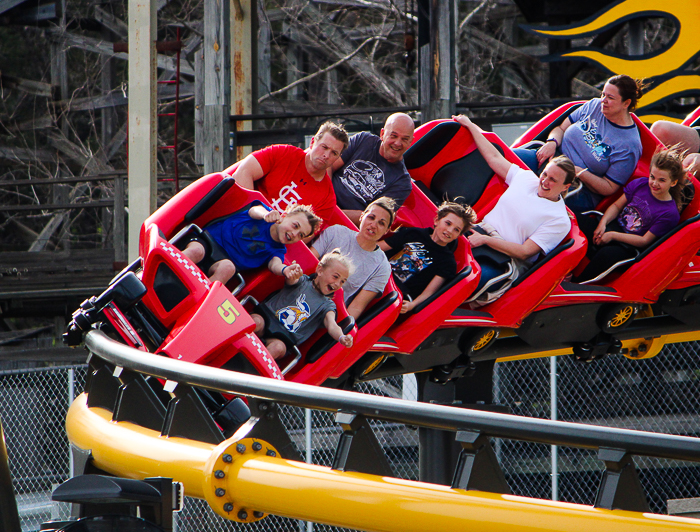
[483,164,571,259]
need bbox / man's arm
[342,210,363,226]
[330,156,345,174]
[231,154,265,189]
[347,289,378,319]
[468,232,543,262]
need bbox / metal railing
[85,329,700,466]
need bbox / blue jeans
[477,261,509,291]
[564,188,597,214]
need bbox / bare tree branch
[259,36,386,103]
[459,0,494,33]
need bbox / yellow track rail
[494,329,700,363]
[67,393,700,532]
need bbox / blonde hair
[285,204,323,236]
[319,248,355,276]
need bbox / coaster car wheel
[462,328,499,355]
[597,303,638,334]
[350,353,388,381]
[358,353,388,379]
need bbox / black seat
[578,211,700,284]
[634,214,700,264]
[430,147,503,207]
[411,265,472,314]
[305,316,356,364]
[526,103,583,144]
[184,176,236,223]
[403,121,502,207]
[404,122,462,170]
[356,290,400,328]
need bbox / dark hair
[550,155,577,185]
[315,122,349,151]
[436,201,477,235]
[363,196,397,226]
[651,145,688,211]
[606,75,648,112]
[285,204,323,236]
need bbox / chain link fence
[494,342,700,514]
[0,365,86,531]
[2,343,699,531]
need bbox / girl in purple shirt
[573,147,686,283]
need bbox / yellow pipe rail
[67,393,700,532]
[494,329,700,363]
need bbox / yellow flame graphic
[531,0,700,79]
[529,0,700,120]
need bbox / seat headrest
[431,145,502,206]
[404,122,462,170]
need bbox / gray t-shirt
[332,132,412,210]
[313,225,391,302]
[563,98,642,208]
[263,275,336,345]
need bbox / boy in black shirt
[380,201,476,313]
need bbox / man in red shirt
[223,122,349,226]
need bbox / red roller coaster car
[359,106,700,383]
[65,177,404,386]
[64,104,700,390]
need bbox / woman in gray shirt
[311,197,394,319]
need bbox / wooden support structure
[257,1,271,106]
[127,0,157,261]
[419,0,457,122]
[201,0,231,174]
[232,0,254,160]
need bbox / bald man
[330,113,415,225]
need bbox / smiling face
[314,259,350,295]
[600,82,631,121]
[275,213,313,244]
[378,115,414,164]
[538,162,571,201]
[307,132,345,174]
[432,213,466,246]
[358,204,392,243]
[648,165,677,200]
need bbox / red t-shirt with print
[252,144,336,225]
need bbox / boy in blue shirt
[183,203,321,284]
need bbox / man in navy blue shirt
[331,113,414,225]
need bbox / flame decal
[524,0,700,120]
[527,0,700,78]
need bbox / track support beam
[595,447,649,512]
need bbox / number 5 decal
[217,299,240,324]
